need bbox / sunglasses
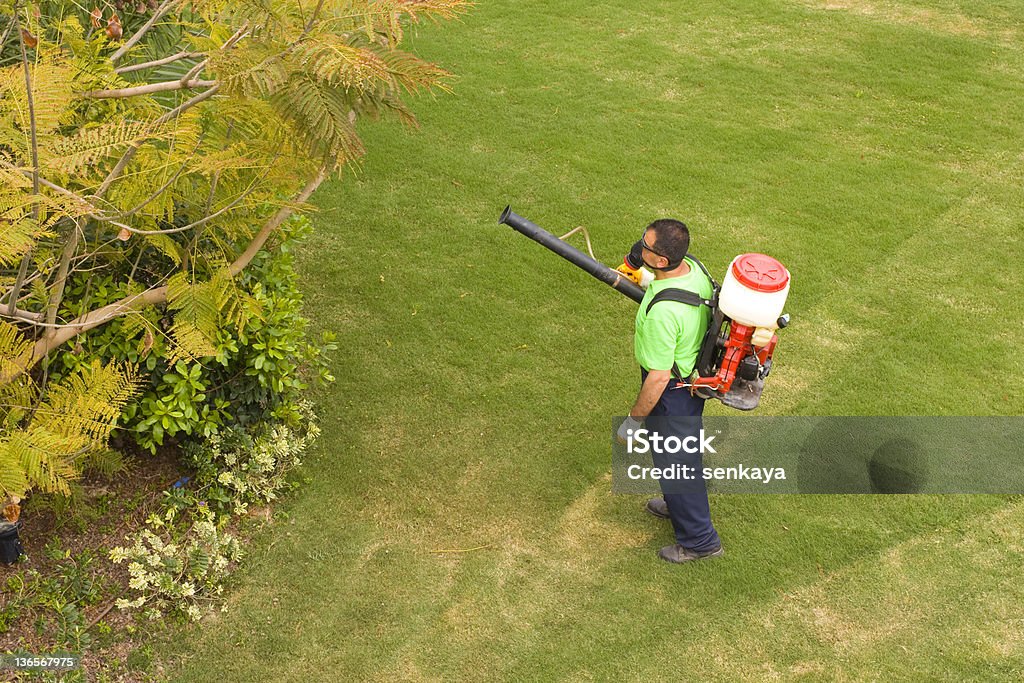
[641,234,670,259]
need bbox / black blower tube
[498,206,646,303]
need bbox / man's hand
[615,263,654,288]
[616,415,643,445]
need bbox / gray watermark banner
[611,416,1024,494]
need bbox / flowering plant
[110,506,241,622]
[184,400,321,517]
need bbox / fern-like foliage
[165,268,256,364]
[0,359,140,498]
[270,73,366,164]
[40,119,163,176]
[0,320,33,387]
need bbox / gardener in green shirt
[616,219,723,564]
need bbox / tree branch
[0,307,44,323]
[229,162,328,276]
[0,163,135,232]
[0,15,15,48]
[96,19,245,198]
[115,133,206,218]
[111,150,281,236]
[114,50,202,75]
[6,6,41,319]
[82,78,218,99]
[44,221,82,326]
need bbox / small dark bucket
[0,521,23,564]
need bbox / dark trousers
[643,370,721,552]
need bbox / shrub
[109,505,241,622]
[50,215,336,455]
[183,400,321,517]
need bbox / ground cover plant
[63,0,1024,679]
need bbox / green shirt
[634,258,713,377]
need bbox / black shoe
[645,498,669,519]
[658,543,724,564]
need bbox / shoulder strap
[645,288,714,314]
[642,253,719,315]
[684,253,718,289]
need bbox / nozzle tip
[498,205,511,225]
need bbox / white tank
[718,253,790,328]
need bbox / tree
[0,0,467,500]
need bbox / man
[617,219,723,564]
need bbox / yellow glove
[616,263,653,288]
[616,263,642,285]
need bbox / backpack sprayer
[498,206,791,411]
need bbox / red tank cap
[731,253,789,293]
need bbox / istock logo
[625,428,717,455]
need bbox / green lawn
[159,0,1024,679]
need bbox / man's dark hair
[647,219,690,263]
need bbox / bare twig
[108,0,181,64]
[0,257,56,308]
[114,50,202,75]
[179,58,209,84]
[304,0,327,33]
[44,220,83,326]
[223,22,251,49]
[86,598,121,630]
[0,16,15,48]
[430,544,493,554]
[6,5,40,318]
